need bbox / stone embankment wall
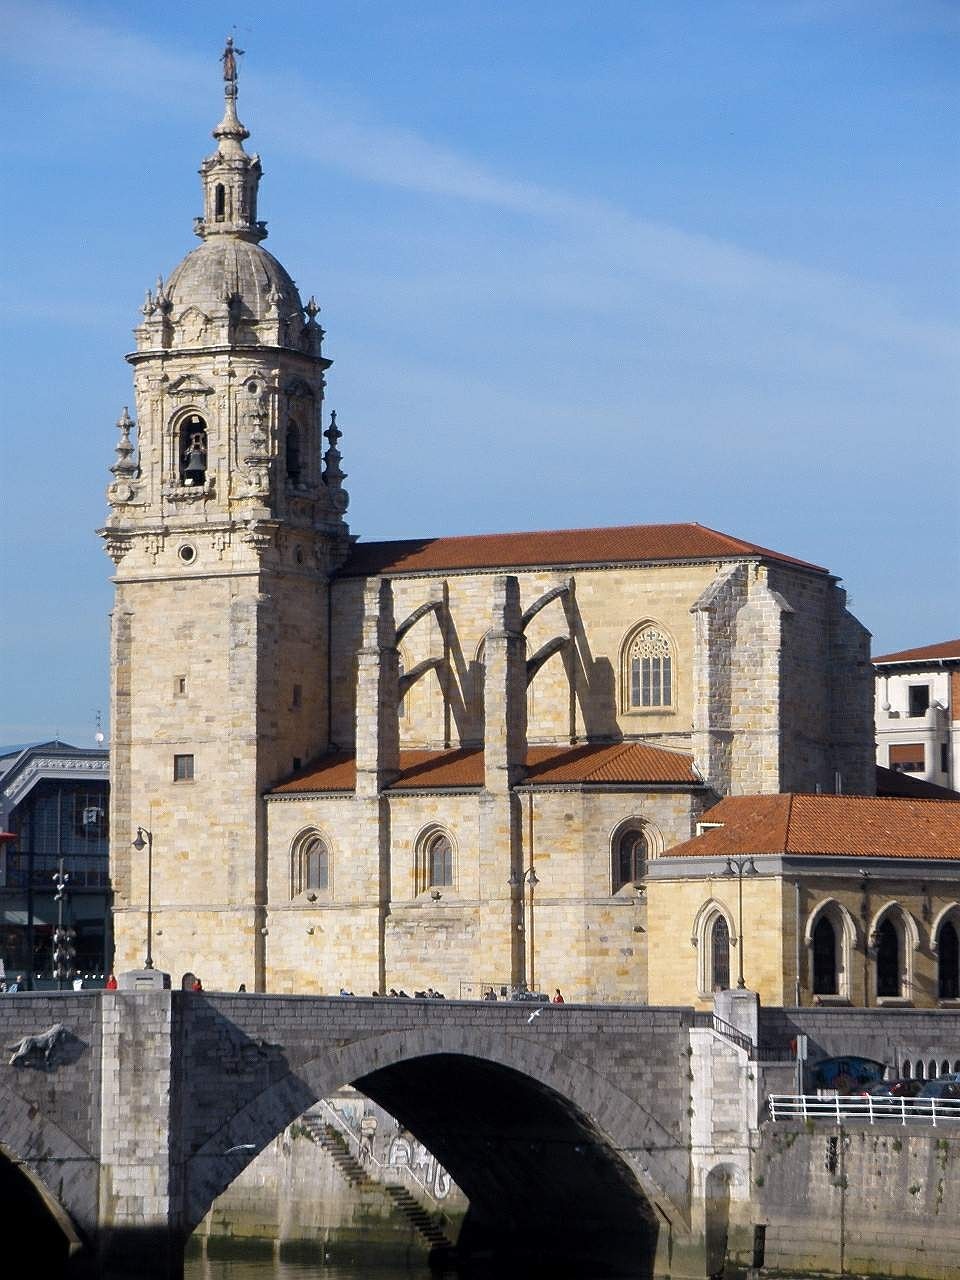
[192,1095,467,1264]
[750,1126,960,1280]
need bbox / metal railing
[769,1094,960,1126]
[690,1011,753,1054]
[314,1099,451,1211]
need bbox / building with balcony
[874,639,960,793]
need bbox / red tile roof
[523,742,698,785]
[664,793,960,860]
[873,639,960,665]
[338,522,827,578]
[271,742,699,793]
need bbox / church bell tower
[101,40,349,988]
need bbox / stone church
[102,47,874,999]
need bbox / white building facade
[874,639,960,792]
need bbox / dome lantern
[194,36,267,244]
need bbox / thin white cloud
[3,0,957,366]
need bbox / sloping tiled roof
[876,766,960,802]
[664,793,960,860]
[523,742,698,785]
[271,742,699,794]
[337,522,827,578]
[873,639,960,665]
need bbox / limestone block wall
[753,1128,960,1279]
[646,873,789,1008]
[330,562,724,753]
[264,783,702,1000]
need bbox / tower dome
[135,37,321,355]
[164,239,304,326]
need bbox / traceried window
[613,827,647,893]
[624,625,673,710]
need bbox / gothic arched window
[292,830,330,898]
[711,916,730,991]
[613,827,647,893]
[812,915,838,996]
[938,920,959,1000]
[622,624,674,711]
[875,917,901,997]
[415,827,455,895]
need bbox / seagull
[224,1143,256,1155]
[527,1007,543,1024]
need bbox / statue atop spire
[221,35,243,86]
[195,37,265,242]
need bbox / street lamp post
[51,858,74,991]
[131,827,154,969]
[507,866,540,991]
[723,856,758,989]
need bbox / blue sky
[1,0,957,747]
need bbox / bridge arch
[0,1086,86,1268]
[185,1023,688,1274]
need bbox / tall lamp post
[51,858,74,991]
[723,856,758,989]
[507,866,540,991]
[132,827,154,970]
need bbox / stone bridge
[0,990,760,1279]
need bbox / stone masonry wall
[754,1127,960,1279]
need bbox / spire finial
[221,35,243,88]
[213,35,249,151]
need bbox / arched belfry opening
[353,1054,661,1276]
[178,414,208,486]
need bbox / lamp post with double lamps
[723,856,758,989]
[131,827,154,969]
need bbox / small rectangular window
[293,757,302,772]
[908,685,930,717]
[173,754,195,781]
[175,675,187,697]
[941,743,949,774]
[292,684,302,708]
[889,743,924,773]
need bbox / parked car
[811,1056,888,1095]
[918,1080,960,1100]
[866,1079,924,1099]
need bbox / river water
[184,1256,644,1280]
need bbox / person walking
[552,988,565,1004]
[105,974,118,991]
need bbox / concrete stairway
[299,1114,457,1257]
